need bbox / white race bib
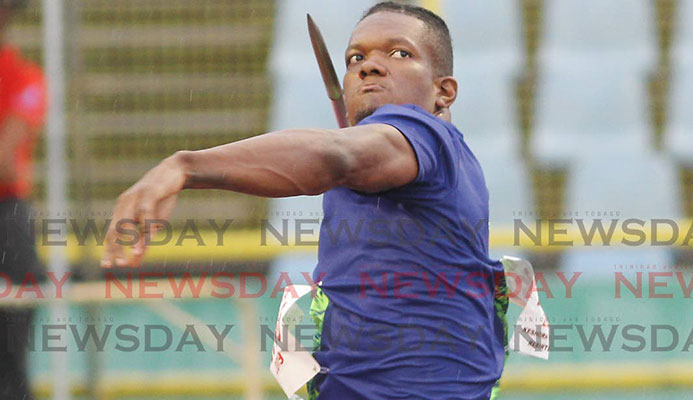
[501,256,550,360]
[270,285,321,398]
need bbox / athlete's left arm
[100,109,450,267]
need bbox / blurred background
[3,0,692,398]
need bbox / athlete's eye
[391,50,411,58]
[347,54,364,65]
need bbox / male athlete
[1,1,46,399]
[103,3,507,399]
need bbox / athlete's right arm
[101,123,418,267]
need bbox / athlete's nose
[359,57,387,79]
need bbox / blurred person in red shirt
[1,1,46,398]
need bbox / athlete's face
[343,12,441,125]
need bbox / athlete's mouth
[360,83,384,93]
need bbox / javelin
[307,14,349,128]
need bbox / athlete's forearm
[175,129,348,197]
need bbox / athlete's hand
[101,154,186,268]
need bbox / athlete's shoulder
[368,103,442,122]
[362,103,462,137]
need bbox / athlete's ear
[434,76,457,111]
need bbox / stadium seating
[673,0,693,68]
[442,1,530,232]
[533,0,657,165]
[665,68,693,164]
[566,153,681,220]
[453,66,519,156]
[442,0,523,74]
[560,153,681,277]
[531,65,651,165]
[14,0,277,226]
[665,0,693,164]
[540,0,656,72]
